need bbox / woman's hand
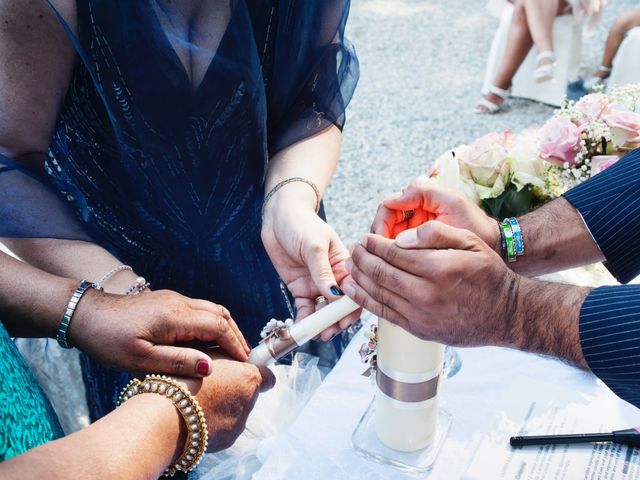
[71,289,251,378]
[371,177,500,251]
[183,352,276,452]
[261,193,361,340]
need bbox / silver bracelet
[262,177,321,217]
[57,280,98,349]
[95,265,133,290]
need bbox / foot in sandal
[534,50,556,83]
[475,85,510,114]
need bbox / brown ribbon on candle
[265,328,300,361]
[376,368,440,403]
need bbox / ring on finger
[315,295,327,305]
[402,209,415,221]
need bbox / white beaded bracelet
[95,265,133,290]
[117,375,208,476]
[124,276,150,296]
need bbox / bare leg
[522,0,566,60]
[479,0,533,110]
[593,8,640,78]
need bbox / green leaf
[481,184,533,219]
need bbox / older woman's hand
[70,289,250,378]
[181,352,275,451]
[261,197,361,341]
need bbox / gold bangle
[262,177,321,217]
[117,375,208,476]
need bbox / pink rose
[539,116,581,166]
[460,131,513,187]
[574,93,610,120]
[590,155,620,177]
[603,109,640,147]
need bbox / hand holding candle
[248,296,360,366]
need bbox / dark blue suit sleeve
[563,148,640,407]
[579,285,640,408]
[564,147,640,284]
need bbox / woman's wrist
[262,182,319,224]
[118,375,208,475]
[121,392,188,466]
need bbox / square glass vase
[351,398,452,476]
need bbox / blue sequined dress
[0,0,358,421]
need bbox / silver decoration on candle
[258,317,299,361]
[359,324,378,378]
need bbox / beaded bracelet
[95,265,133,290]
[117,375,208,476]
[125,276,151,296]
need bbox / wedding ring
[402,209,415,221]
[314,295,327,305]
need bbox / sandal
[475,85,511,114]
[584,65,612,91]
[534,50,556,83]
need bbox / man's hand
[344,221,517,346]
[371,177,500,251]
[343,221,590,367]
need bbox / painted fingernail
[330,285,345,296]
[196,359,210,376]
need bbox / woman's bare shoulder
[0,0,77,158]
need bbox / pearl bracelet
[95,265,133,290]
[117,375,208,476]
[124,276,150,296]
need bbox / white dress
[487,0,606,24]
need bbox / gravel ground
[325,0,637,245]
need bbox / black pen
[510,426,640,448]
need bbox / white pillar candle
[374,318,443,452]
[248,297,360,366]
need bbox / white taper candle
[248,296,359,366]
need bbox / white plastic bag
[195,353,325,480]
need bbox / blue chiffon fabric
[0,0,358,420]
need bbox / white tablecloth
[252,315,640,479]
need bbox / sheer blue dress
[0,0,358,421]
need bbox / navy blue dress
[0,0,358,420]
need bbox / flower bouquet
[429,84,640,219]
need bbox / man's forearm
[508,197,604,276]
[508,275,591,369]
